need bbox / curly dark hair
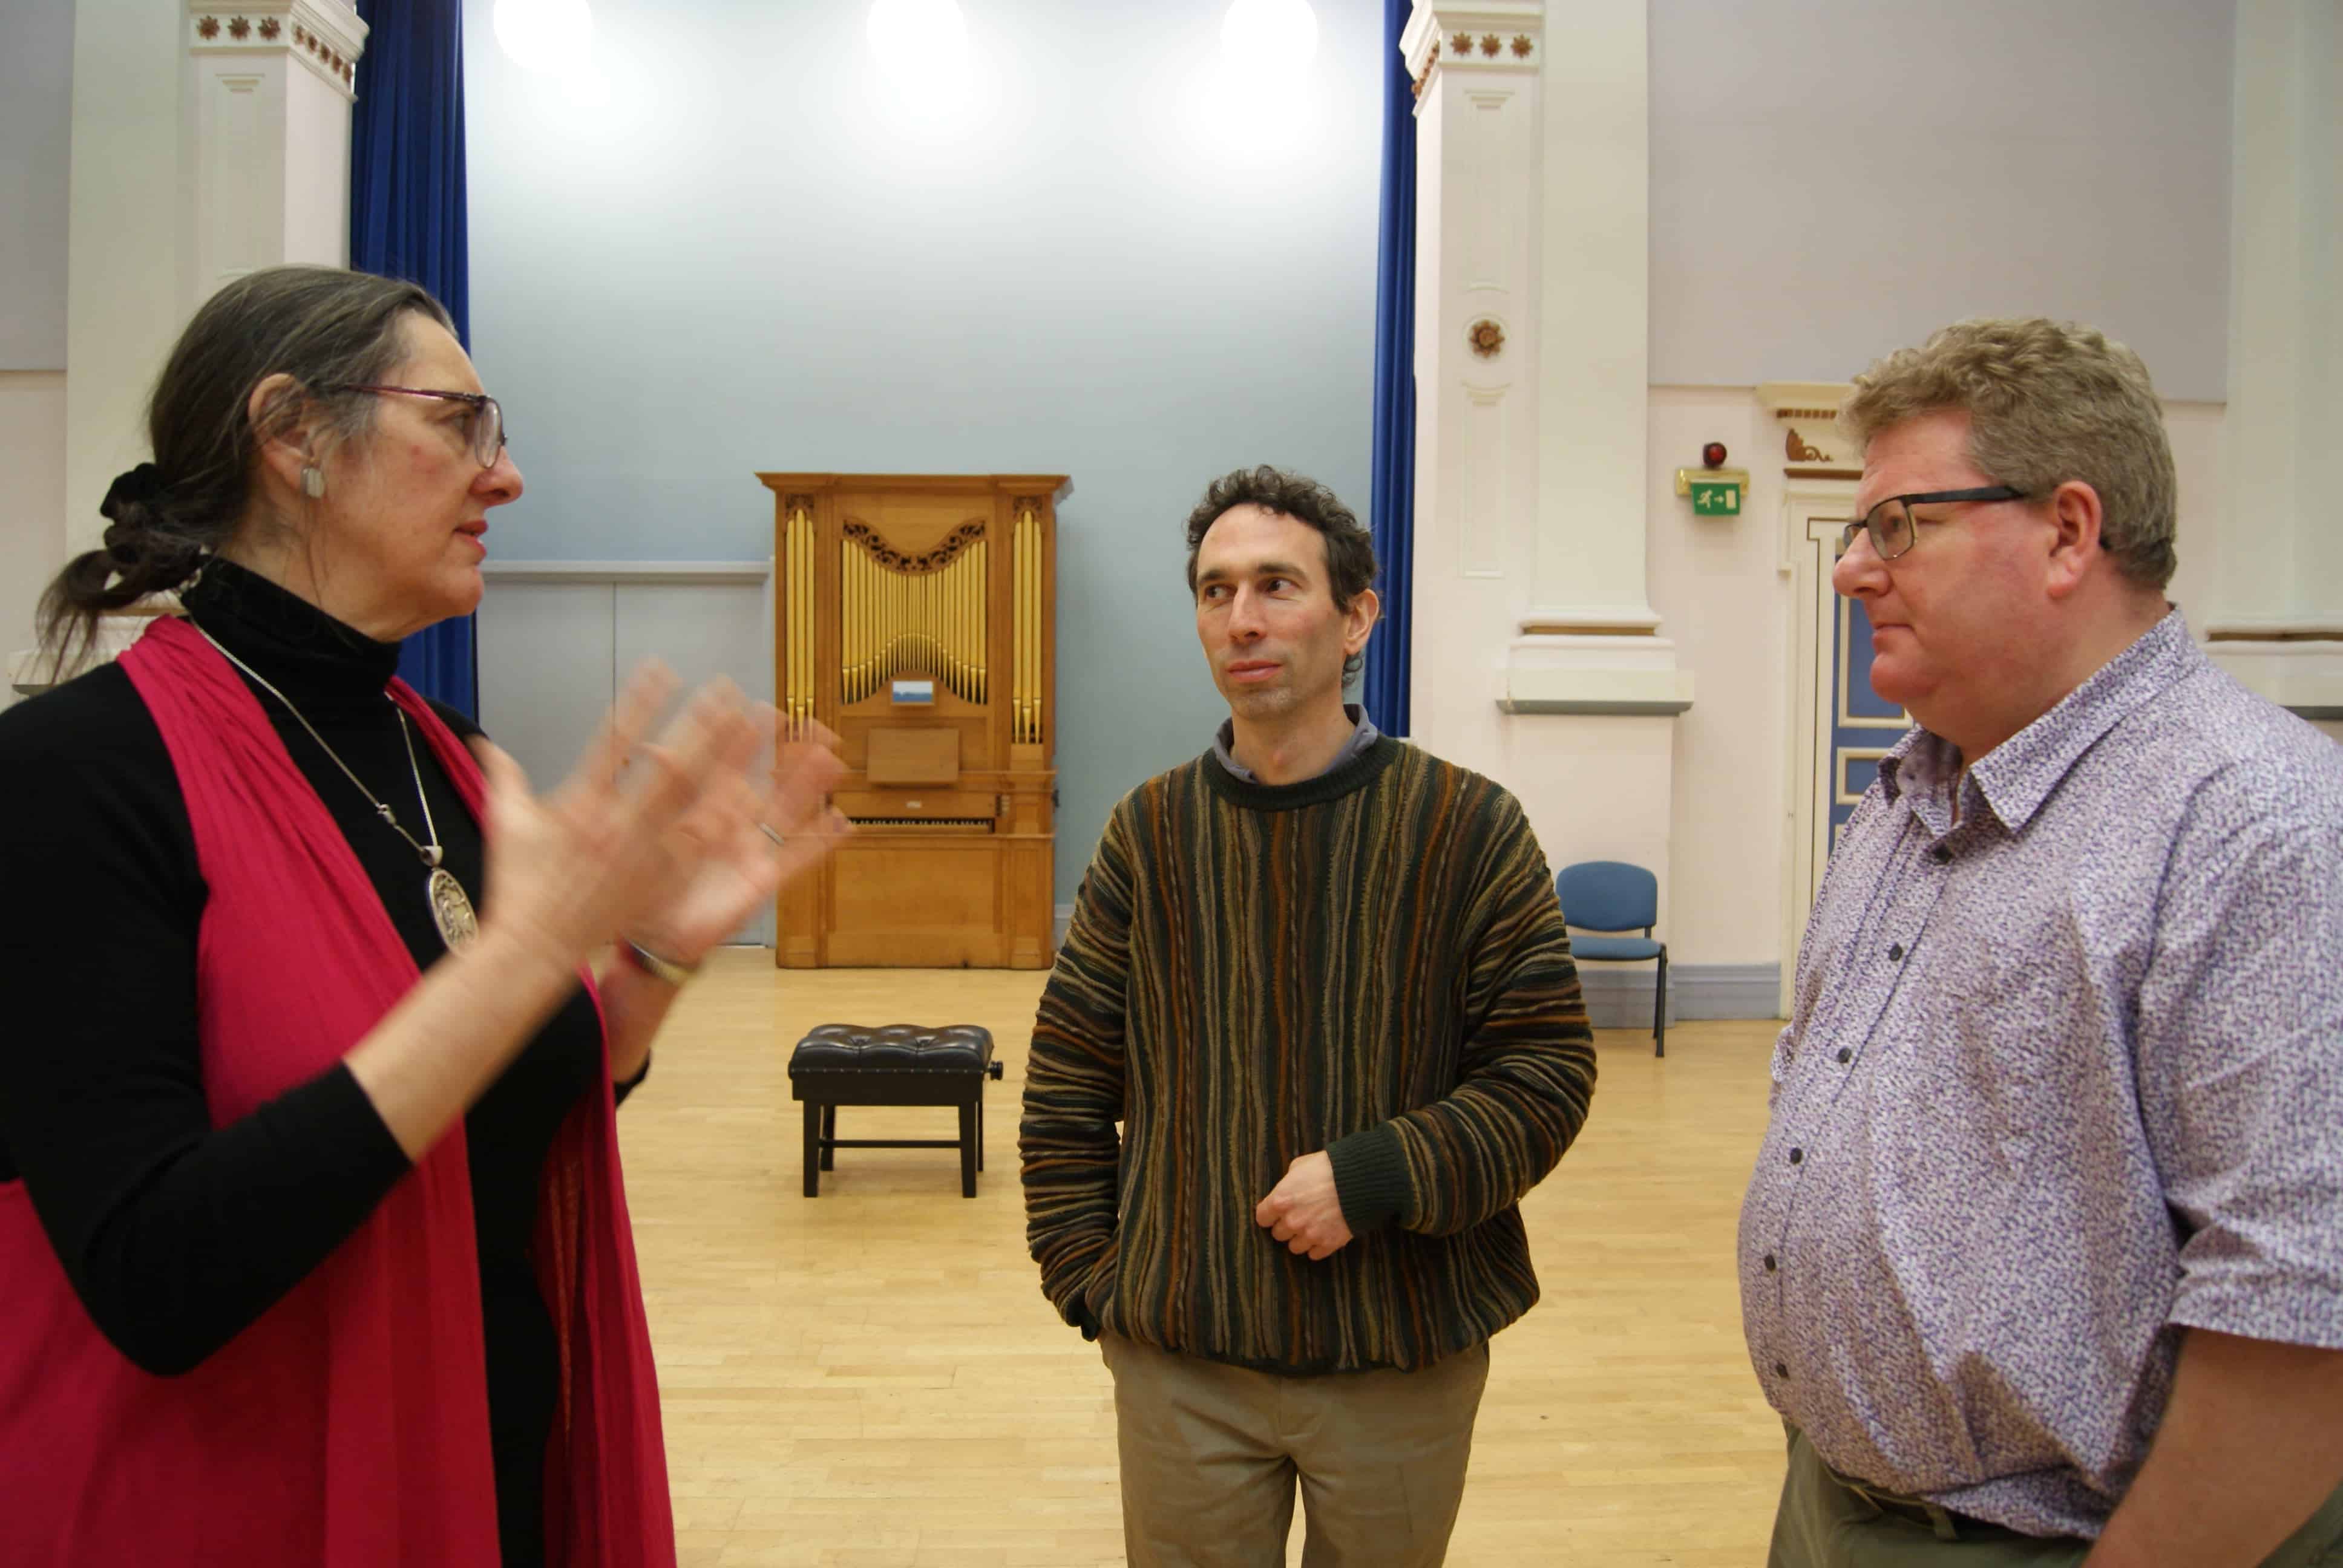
[1182,465,1380,678]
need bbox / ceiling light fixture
[868,0,974,114]
[1220,0,1319,74]
[493,0,596,77]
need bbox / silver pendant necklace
[196,626,479,953]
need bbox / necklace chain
[194,625,444,869]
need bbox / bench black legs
[799,1096,988,1198]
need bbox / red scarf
[0,615,673,1566]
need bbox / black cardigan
[0,561,628,1567]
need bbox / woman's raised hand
[623,711,851,965]
[467,666,841,975]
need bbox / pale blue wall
[464,0,1386,904]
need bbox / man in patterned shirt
[1742,319,2343,1566]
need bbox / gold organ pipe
[790,511,800,725]
[802,509,811,724]
[1012,509,1028,742]
[1035,508,1044,740]
[783,505,813,731]
[787,510,799,728]
[1020,506,1041,743]
[788,511,799,727]
[1009,527,1020,739]
[1003,508,1021,740]
[1011,515,1023,741]
[790,511,798,725]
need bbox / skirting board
[1049,906,1783,1024]
[1575,962,1783,1027]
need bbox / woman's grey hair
[1838,317,2178,590]
[36,264,454,679]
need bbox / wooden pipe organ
[762,473,1065,969]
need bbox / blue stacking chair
[1555,861,1668,1057]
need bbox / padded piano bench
[785,1024,1002,1197]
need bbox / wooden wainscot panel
[823,838,1006,969]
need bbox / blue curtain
[350,0,478,718]
[1362,0,1417,739]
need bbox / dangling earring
[300,464,326,498]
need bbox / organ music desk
[759,472,1066,969]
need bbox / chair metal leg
[819,1104,837,1171]
[958,1102,978,1197]
[1654,949,1668,1058]
[977,1096,986,1173]
[802,1102,821,1197]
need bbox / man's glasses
[326,384,506,469]
[1837,486,2027,561]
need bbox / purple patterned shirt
[1740,610,2343,1537]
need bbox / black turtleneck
[0,561,617,1568]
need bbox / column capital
[187,0,368,102]
[1403,2,1544,99]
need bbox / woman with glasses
[0,266,841,1567]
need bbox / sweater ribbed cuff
[1325,1123,1411,1235]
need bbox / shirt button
[1836,1048,1852,1064]
[1788,1148,1803,1165]
[1763,1253,1778,1272]
[1887,942,1905,961]
[1932,846,1951,864]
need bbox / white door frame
[1778,483,1860,1017]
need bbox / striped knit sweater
[1020,736,1596,1374]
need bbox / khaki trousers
[1769,1425,2343,1568]
[1100,1333,1490,1568]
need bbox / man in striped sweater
[1020,466,1598,1566]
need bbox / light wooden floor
[620,953,1786,1567]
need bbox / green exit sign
[1690,482,1742,517]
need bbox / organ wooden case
[761,473,1066,969]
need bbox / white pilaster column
[64,0,365,561]
[1401,2,1544,771]
[64,0,192,563]
[185,1,368,307]
[1403,0,1685,989]
[40,0,364,689]
[2204,0,2342,716]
